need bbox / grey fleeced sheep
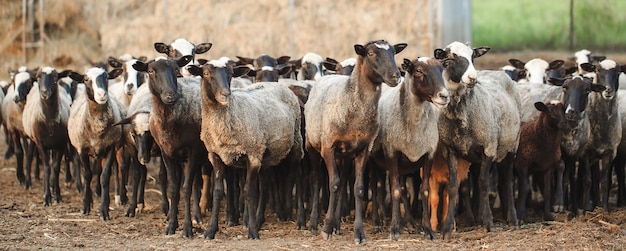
[434,41,521,238]
[370,57,449,239]
[188,60,303,240]
[67,67,125,221]
[304,40,407,243]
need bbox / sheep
[500,65,525,82]
[154,38,212,78]
[304,39,407,243]
[67,67,125,221]
[322,57,357,76]
[514,101,568,222]
[368,57,449,240]
[613,89,626,206]
[434,41,521,237]
[236,54,293,82]
[291,52,324,81]
[22,67,73,206]
[582,60,625,211]
[187,59,302,239]
[132,55,208,237]
[107,54,149,108]
[2,70,36,188]
[508,58,565,84]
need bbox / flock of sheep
[1,38,625,243]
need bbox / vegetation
[473,0,626,52]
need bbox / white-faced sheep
[154,38,212,78]
[434,41,521,237]
[67,67,125,220]
[369,57,449,240]
[132,55,207,237]
[323,57,357,76]
[187,59,303,240]
[508,58,565,84]
[2,70,36,188]
[305,39,407,243]
[22,67,73,206]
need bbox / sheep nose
[438,92,449,101]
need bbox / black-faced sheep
[304,40,407,243]
[369,57,449,239]
[67,67,125,220]
[434,41,521,237]
[22,67,73,206]
[132,56,207,237]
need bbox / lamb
[304,39,407,243]
[2,70,36,188]
[22,67,73,206]
[514,101,568,222]
[434,41,521,237]
[132,55,208,237]
[154,38,212,77]
[67,67,125,221]
[369,57,449,239]
[187,59,302,239]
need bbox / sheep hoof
[354,229,366,244]
[125,206,136,217]
[389,232,400,241]
[115,195,122,207]
[553,205,565,213]
[321,231,331,240]
[182,224,193,238]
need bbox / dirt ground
[2,52,626,250]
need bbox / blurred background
[1,0,625,79]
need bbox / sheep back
[68,93,126,155]
[201,82,303,168]
[22,85,72,141]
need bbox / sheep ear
[187,65,202,76]
[473,46,490,58]
[69,72,84,82]
[233,66,251,78]
[549,60,565,70]
[137,56,148,62]
[591,55,606,62]
[154,42,169,54]
[58,70,72,78]
[322,61,337,71]
[277,64,293,76]
[246,69,257,77]
[565,66,578,75]
[177,56,194,67]
[591,83,606,92]
[434,48,447,60]
[394,43,408,54]
[402,58,413,71]
[108,56,123,68]
[108,69,123,79]
[534,102,548,112]
[236,56,254,65]
[620,65,626,73]
[276,56,291,65]
[508,59,525,70]
[325,57,339,64]
[354,44,366,57]
[548,77,565,86]
[288,58,302,68]
[194,43,212,55]
[133,61,148,72]
[580,63,595,72]
[196,59,208,65]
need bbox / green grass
[472,0,626,52]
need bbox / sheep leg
[428,178,440,233]
[478,157,496,231]
[307,147,322,235]
[63,149,73,188]
[334,162,350,235]
[256,170,268,227]
[386,155,402,240]
[40,147,52,206]
[68,146,82,194]
[181,155,200,238]
[460,179,475,225]
[352,151,368,244]
[164,155,182,235]
[543,168,555,221]
[615,156,626,207]
[515,167,529,223]
[579,158,593,213]
[501,154,518,226]
[13,133,26,188]
[137,160,147,213]
[99,149,115,221]
[419,157,435,240]
[295,154,308,230]
[562,155,577,213]
[226,167,240,226]
[553,160,565,213]
[4,128,14,159]
[114,149,129,207]
[369,164,385,233]
[94,158,102,197]
[192,164,203,225]
[24,138,36,185]
[320,146,339,240]
[441,151,458,239]
[199,165,211,214]
[245,164,261,240]
[126,157,141,217]
[599,153,613,211]
[79,152,93,214]
[158,158,168,216]
[204,153,225,239]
